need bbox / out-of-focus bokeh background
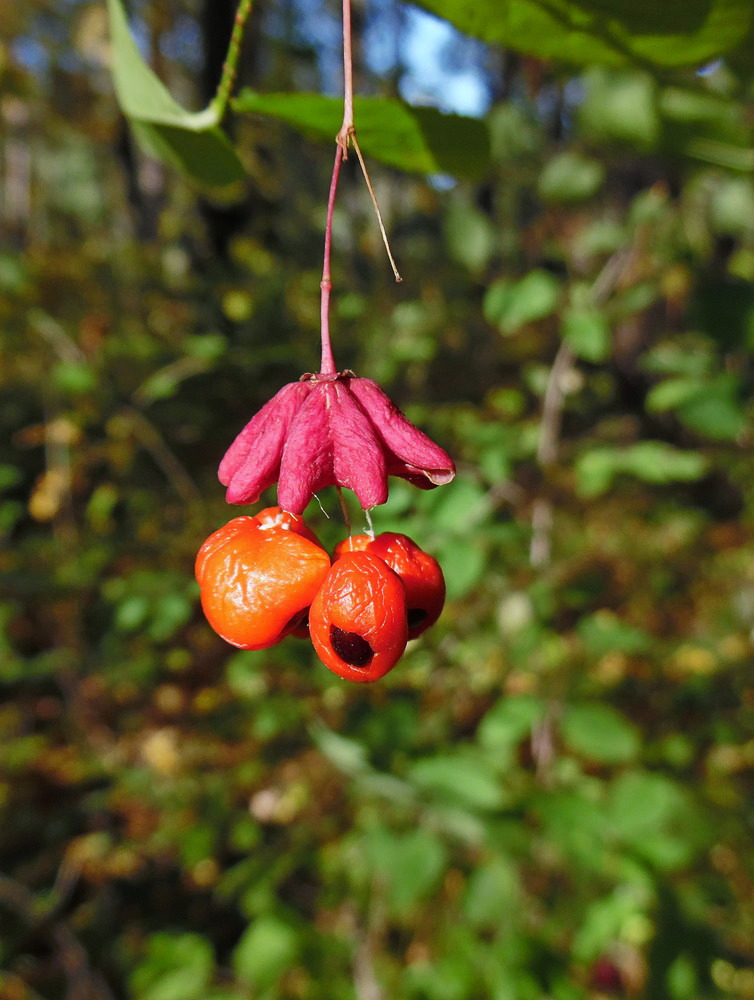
[2,1,754,997]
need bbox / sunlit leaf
[538,151,606,203]
[562,306,611,362]
[575,442,709,496]
[106,0,245,187]
[463,857,520,927]
[572,888,650,962]
[363,826,447,914]
[577,611,651,657]
[484,270,561,334]
[408,754,507,811]
[645,376,707,413]
[578,69,660,149]
[533,790,608,870]
[477,695,546,756]
[430,477,488,532]
[310,722,370,775]
[444,197,496,273]
[412,0,752,70]
[561,702,641,764]
[607,771,706,868]
[233,91,490,179]
[435,538,487,599]
[232,917,299,988]
[130,933,214,1000]
[646,373,747,440]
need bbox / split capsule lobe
[309,551,408,683]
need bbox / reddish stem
[319,0,356,376]
[339,0,354,147]
[319,145,344,376]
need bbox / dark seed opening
[330,624,374,667]
[407,607,427,629]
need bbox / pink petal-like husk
[348,377,455,487]
[219,381,311,505]
[277,388,334,514]
[277,382,389,512]
[330,382,388,509]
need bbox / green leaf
[710,177,754,235]
[463,856,520,927]
[641,339,714,376]
[533,790,608,870]
[621,442,710,483]
[575,442,709,497]
[225,652,266,700]
[412,0,753,70]
[0,465,23,493]
[106,0,244,187]
[645,376,707,413]
[678,377,746,441]
[572,887,650,962]
[435,539,487,599]
[660,86,743,128]
[404,939,484,1000]
[444,197,496,273]
[232,917,299,988]
[130,933,214,1000]
[562,306,611,362]
[430,477,488,533]
[0,254,30,293]
[484,270,561,334]
[129,121,246,189]
[538,151,606,203]
[363,826,447,915]
[646,374,746,440]
[115,593,150,632]
[148,591,194,642]
[606,771,703,868]
[678,394,745,441]
[667,955,700,999]
[408,753,506,811]
[179,824,216,869]
[233,91,490,179]
[52,361,97,395]
[578,69,660,150]
[577,610,651,657]
[477,695,546,757]
[561,702,641,764]
[309,723,369,776]
[608,772,678,837]
[107,0,211,127]
[488,102,544,163]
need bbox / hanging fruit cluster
[196,507,446,682]
[195,1,455,682]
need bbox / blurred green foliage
[2,1,754,999]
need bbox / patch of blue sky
[10,0,491,123]
[11,36,50,74]
[285,0,492,118]
[365,3,492,118]
[274,0,344,93]
[697,59,724,76]
[159,14,203,73]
